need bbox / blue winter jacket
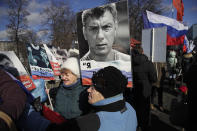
[93,94,137,131]
[46,93,137,131]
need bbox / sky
[163,0,197,27]
[0,0,196,42]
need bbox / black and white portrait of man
[78,1,131,61]
[77,1,132,87]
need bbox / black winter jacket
[132,54,157,98]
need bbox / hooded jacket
[132,54,157,98]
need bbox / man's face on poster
[0,57,19,77]
[83,10,117,57]
[0,58,14,68]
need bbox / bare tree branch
[6,0,30,56]
[41,0,76,49]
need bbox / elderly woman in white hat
[46,57,90,119]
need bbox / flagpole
[152,28,155,62]
[171,2,174,19]
[45,82,54,111]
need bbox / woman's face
[61,69,78,85]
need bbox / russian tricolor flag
[80,60,133,88]
[143,10,188,46]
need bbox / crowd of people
[1,42,196,131]
[1,42,195,131]
[0,57,138,131]
[0,2,195,131]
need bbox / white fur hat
[61,57,80,78]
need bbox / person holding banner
[46,57,90,119]
[80,3,130,61]
[46,66,137,131]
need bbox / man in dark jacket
[184,46,197,131]
[132,46,157,131]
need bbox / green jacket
[54,79,90,119]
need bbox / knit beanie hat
[61,57,80,78]
[91,66,128,98]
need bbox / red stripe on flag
[183,45,187,53]
[127,81,133,88]
[82,78,133,88]
[167,34,185,46]
[32,75,55,80]
[82,78,92,86]
[173,0,184,21]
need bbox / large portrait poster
[0,51,36,91]
[77,1,132,87]
[26,43,54,80]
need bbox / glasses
[60,73,68,78]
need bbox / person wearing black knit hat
[47,66,137,131]
[89,66,128,101]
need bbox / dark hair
[132,46,144,57]
[82,3,117,27]
[0,53,11,62]
[135,46,143,54]
[0,53,19,77]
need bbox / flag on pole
[183,35,189,53]
[183,36,195,53]
[173,0,184,21]
[143,10,188,46]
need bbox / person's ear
[83,27,87,40]
[114,21,118,38]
